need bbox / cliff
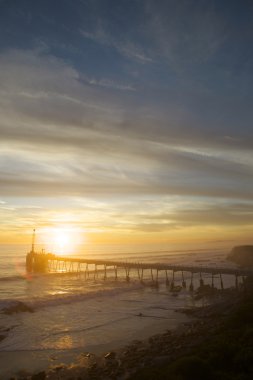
[227,245,253,267]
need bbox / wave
[50,315,131,337]
[0,268,120,282]
[0,281,143,313]
[0,275,26,282]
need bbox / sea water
[0,243,237,378]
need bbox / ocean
[0,243,238,378]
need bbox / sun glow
[39,226,84,255]
[54,231,70,254]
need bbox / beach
[0,244,242,379]
[11,288,246,380]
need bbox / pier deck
[26,252,252,291]
[47,255,251,276]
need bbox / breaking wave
[0,281,143,313]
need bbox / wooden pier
[26,251,253,290]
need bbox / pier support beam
[165,270,170,287]
[235,275,238,289]
[125,267,130,282]
[151,268,154,282]
[94,264,97,279]
[85,263,89,280]
[140,268,144,283]
[155,269,159,288]
[199,273,204,287]
[182,271,186,288]
[189,272,194,292]
[170,271,175,291]
[220,273,224,290]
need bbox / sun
[54,231,70,248]
[40,226,84,255]
[52,229,72,254]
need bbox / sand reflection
[55,335,73,349]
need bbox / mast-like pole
[31,229,36,253]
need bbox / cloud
[144,0,228,68]
[80,28,153,64]
[82,76,136,91]
[123,201,253,233]
[0,48,253,207]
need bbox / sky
[0,0,253,249]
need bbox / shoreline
[10,287,244,380]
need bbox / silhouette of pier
[26,251,253,290]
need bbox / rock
[2,301,34,315]
[104,351,116,359]
[31,371,46,380]
[82,352,91,358]
[49,355,57,361]
[16,369,31,378]
[132,339,142,345]
[227,245,253,267]
[52,365,66,372]
[152,355,171,365]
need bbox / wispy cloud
[82,76,136,91]
[144,0,228,68]
[134,202,253,230]
[1,48,253,203]
[80,28,153,64]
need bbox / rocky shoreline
[13,288,244,380]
